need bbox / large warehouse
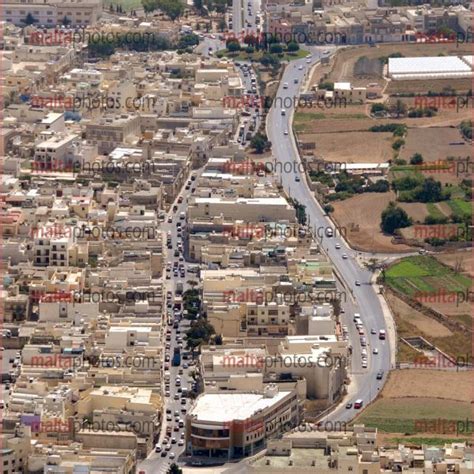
[387,56,473,80]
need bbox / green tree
[245,46,254,54]
[24,12,37,25]
[142,0,158,13]
[250,133,271,154]
[269,43,283,54]
[218,19,226,32]
[167,464,183,474]
[227,40,241,52]
[193,0,203,10]
[323,204,334,214]
[381,202,412,234]
[157,0,184,20]
[371,103,387,114]
[287,41,299,52]
[186,318,215,351]
[410,153,423,165]
[391,99,407,118]
[414,177,447,203]
[214,334,223,345]
[260,53,280,69]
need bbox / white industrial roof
[190,391,290,423]
[388,56,472,75]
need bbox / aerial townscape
[0,0,472,472]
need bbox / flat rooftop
[190,391,290,423]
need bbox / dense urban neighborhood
[0,0,472,472]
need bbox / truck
[172,348,181,367]
[176,282,183,296]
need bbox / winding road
[265,49,394,422]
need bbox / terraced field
[385,256,471,297]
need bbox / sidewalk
[371,270,396,368]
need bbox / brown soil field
[299,131,393,163]
[318,43,472,88]
[381,370,472,402]
[386,78,472,95]
[435,251,474,277]
[295,117,376,133]
[398,127,470,163]
[398,202,430,223]
[387,289,471,359]
[331,191,412,252]
[387,97,473,127]
[437,202,455,216]
[385,291,453,338]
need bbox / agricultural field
[297,130,393,163]
[385,256,471,297]
[398,127,470,164]
[311,42,472,88]
[102,0,143,11]
[331,191,412,253]
[355,371,472,439]
[385,289,471,361]
[435,251,473,277]
[355,397,471,435]
[384,256,472,319]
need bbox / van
[379,329,386,340]
[354,399,363,409]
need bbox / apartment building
[188,196,296,222]
[186,384,299,459]
[33,133,82,172]
[247,426,473,474]
[4,0,102,27]
[85,114,141,154]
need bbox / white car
[355,280,361,286]
[362,361,368,368]
[169,453,176,460]
[178,439,184,446]
[306,59,311,63]
[342,254,348,259]
[373,348,379,354]
[335,243,341,249]
[298,65,303,70]
[323,50,330,55]
[284,130,288,135]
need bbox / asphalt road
[137,171,205,474]
[265,49,392,422]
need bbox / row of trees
[142,0,185,20]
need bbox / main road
[266,49,393,422]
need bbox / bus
[172,348,181,367]
[379,329,386,340]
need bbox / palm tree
[24,13,38,25]
[167,463,183,474]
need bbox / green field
[426,203,446,220]
[447,199,471,219]
[103,0,143,11]
[385,256,471,297]
[387,437,472,446]
[216,49,309,62]
[355,398,472,434]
